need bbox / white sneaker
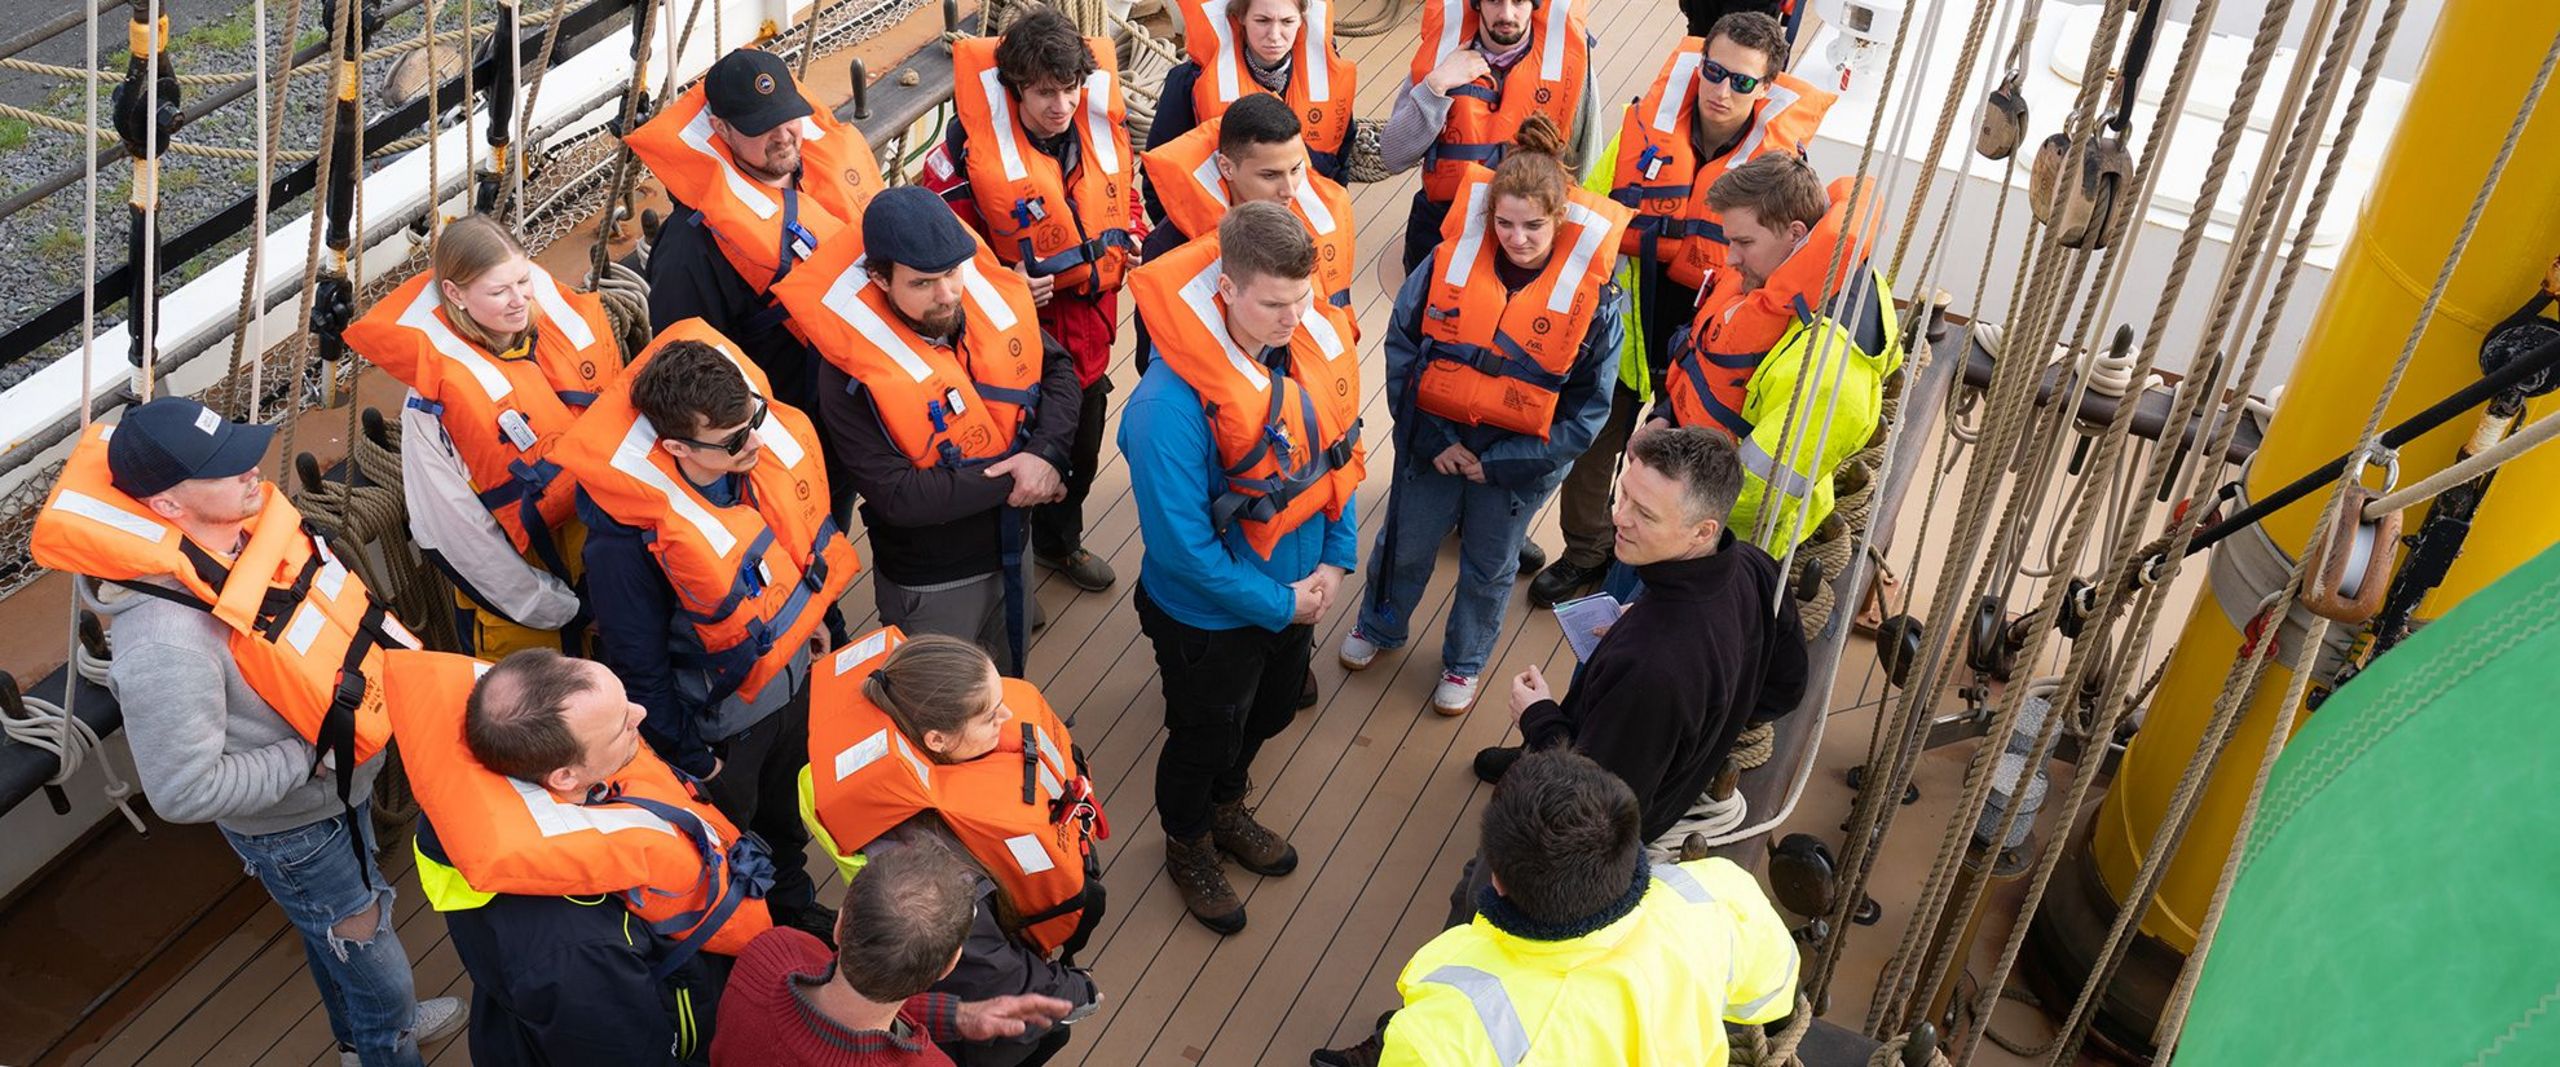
[345,996,469,1063]
[1431,672,1481,716]
[415,995,469,1046]
[1339,627,1383,671]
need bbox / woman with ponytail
[1338,116,1631,716]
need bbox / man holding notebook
[1482,425,1809,854]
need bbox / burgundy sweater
[711,928,964,1066]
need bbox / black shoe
[1473,744,1523,784]
[1297,671,1319,709]
[1516,540,1549,577]
[1527,554,1611,609]
[1310,1012,1396,1067]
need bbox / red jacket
[918,119,1144,387]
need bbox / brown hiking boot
[1165,833,1247,935]
[1211,798,1299,876]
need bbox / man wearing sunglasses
[1531,11,1834,610]
[567,326,858,942]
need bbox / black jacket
[647,202,821,412]
[1521,534,1811,842]
[815,325,1083,586]
[438,873,733,1066]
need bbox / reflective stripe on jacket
[1127,232,1365,559]
[345,266,623,578]
[951,36,1139,296]
[545,319,860,705]
[1407,0,1590,202]
[1140,115,1361,315]
[1414,166,1631,438]
[772,227,1047,469]
[394,649,776,960]
[1725,269,1901,551]
[804,626,1100,954]
[1610,40,1833,290]
[1379,859,1799,1067]
[625,76,882,295]
[1176,0,1358,172]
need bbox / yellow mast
[2034,0,2560,1047]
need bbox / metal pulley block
[1966,594,2018,679]
[1767,833,1842,919]
[2029,132,2135,249]
[2300,482,2402,624]
[1976,71,2029,160]
[310,271,357,362]
[1875,614,1925,688]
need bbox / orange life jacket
[1408,0,1590,202]
[1129,233,1364,558]
[1414,166,1632,438]
[1140,116,1360,315]
[344,267,623,577]
[1667,176,1882,436]
[806,627,1102,955]
[624,77,884,295]
[546,319,860,704]
[769,229,1047,470]
[31,424,411,774]
[390,649,775,961]
[951,36,1138,297]
[1175,0,1358,172]
[1612,40,1835,289]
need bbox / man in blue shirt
[1120,202,1363,935]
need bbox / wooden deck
[44,2,2076,1063]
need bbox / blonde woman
[345,214,627,657]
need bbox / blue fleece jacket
[1120,357,1360,632]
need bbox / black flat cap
[863,186,978,274]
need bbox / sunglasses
[670,397,769,455]
[1699,59,1765,95]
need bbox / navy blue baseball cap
[107,397,274,499]
[704,49,813,137]
[863,186,977,274]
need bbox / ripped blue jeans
[220,802,424,1066]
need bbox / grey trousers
[874,557,1036,676]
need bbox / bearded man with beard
[802,187,1083,676]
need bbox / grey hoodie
[95,581,385,837]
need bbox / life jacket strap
[1419,335,1571,393]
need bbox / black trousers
[702,682,818,929]
[1032,375,1112,558]
[1135,583,1312,841]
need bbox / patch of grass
[160,166,202,195]
[295,29,326,52]
[175,8,259,52]
[36,226,86,284]
[0,118,26,152]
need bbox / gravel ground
[0,2,511,390]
